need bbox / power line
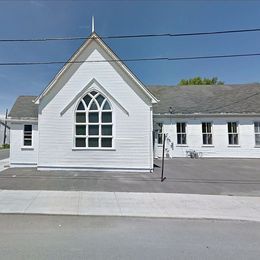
[1,52,260,66]
[201,91,260,114]
[1,28,260,42]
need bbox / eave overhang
[153,113,260,118]
[6,117,38,123]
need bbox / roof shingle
[8,84,260,119]
[147,84,260,115]
[9,96,38,119]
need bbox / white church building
[8,32,260,172]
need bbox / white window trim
[73,90,115,150]
[157,123,163,147]
[61,78,129,116]
[202,121,213,146]
[227,121,240,146]
[72,147,116,151]
[22,124,33,149]
[176,122,187,146]
[254,121,260,147]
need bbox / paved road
[0,149,9,160]
[0,215,259,260]
[1,158,260,196]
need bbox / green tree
[178,77,224,86]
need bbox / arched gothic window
[75,91,113,148]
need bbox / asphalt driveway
[0,149,9,160]
[0,158,260,196]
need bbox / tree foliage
[178,77,224,86]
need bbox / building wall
[37,40,153,171]
[154,116,260,158]
[9,123,38,166]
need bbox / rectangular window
[254,122,260,146]
[177,122,186,145]
[157,123,163,145]
[23,125,32,146]
[228,122,239,145]
[202,122,213,145]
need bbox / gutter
[153,113,260,118]
[6,117,38,123]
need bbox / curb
[0,212,259,223]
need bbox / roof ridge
[147,83,260,88]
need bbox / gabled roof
[8,84,260,120]
[34,32,158,104]
[148,84,260,115]
[8,96,38,120]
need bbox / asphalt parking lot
[0,158,260,196]
[0,149,9,160]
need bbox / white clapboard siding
[9,123,38,166]
[37,40,153,171]
[154,117,260,158]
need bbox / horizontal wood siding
[154,117,260,158]
[38,41,152,170]
[10,123,38,166]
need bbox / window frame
[254,121,260,147]
[74,91,114,150]
[23,124,33,147]
[202,122,213,146]
[176,122,187,146]
[227,121,239,146]
[157,123,163,146]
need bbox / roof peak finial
[92,16,95,33]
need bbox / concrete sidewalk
[0,189,259,222]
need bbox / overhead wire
[1,52,260,66]
[0,27,260,42]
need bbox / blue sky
[1,0,260,114]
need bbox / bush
[0,144,10,149]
